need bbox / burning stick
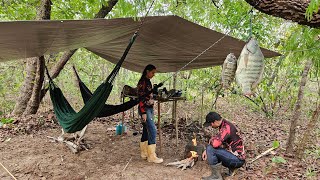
[166,151,198,170]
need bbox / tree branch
[245,0,320,28]
[41,0,119,100]
[49,0,119,80]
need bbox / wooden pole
[121,96,125,135]
[201,88,204,125]
[174,100,178,146]
[172,73,178,146]
[158,101,162,154]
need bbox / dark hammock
[47,33,138,133]
[72,66,138,118]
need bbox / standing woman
[138,64,163,163]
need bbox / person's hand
[142,114,147,122]
[202,150,207,161]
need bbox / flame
[190,151,198,158]
[192,137,197,146]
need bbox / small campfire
[166,135,205,170]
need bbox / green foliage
[305,148,320,159]
[272,156,286,164]
[0,0,38,20]
[0,61,25,113]
[306,0,320,21]
[305,167,317,178]
[272,140,280,149]
[1,117,14,124]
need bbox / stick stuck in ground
[0,162,17,180]
[249,147,276,163]
[122,157,133,172]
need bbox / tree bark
[24,56,46,114]
[286,59,313,154]
[12,58,37,115]
[94,0,119,18]
[40,0,119,100]
[296,104,320,159]
[23,0,52,115]
[35,0,52,20]
[245,0,320,28]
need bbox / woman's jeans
[139,107,157,145]
[206,145,245,169]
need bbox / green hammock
[72,66,138,118]
[47,33,137,133]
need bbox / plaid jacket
[137,77,154,114]
[210,119,245,160]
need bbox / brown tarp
[0,16,280,72]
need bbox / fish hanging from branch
[236,38,265,96]
[221,53,237,89]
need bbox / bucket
[116,124,126,135]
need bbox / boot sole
[147,159,163,163]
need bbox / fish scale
[236,38,264,96]
[221,53,237,89]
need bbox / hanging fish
[236,38,264,96]
[221,53,237,89]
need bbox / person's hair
[206,112,222,123]
[140,64,156,80]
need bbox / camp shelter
[0,16,280,72]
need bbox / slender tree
[286,59,313,154]
[296,104,320,158]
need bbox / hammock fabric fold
[48,33,137,133]
[72,66,138,118]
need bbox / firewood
[47,126,89,154]
[249,147,276,163]
[166,157,195,170]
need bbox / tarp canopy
[0,16,280,72]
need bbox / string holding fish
[221,9,255,92]
[235,39,265,96]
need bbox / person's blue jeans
[139,107,157,145]
[206,145,245,169]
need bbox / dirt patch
[0,100,319,179]
[1,122,209,180]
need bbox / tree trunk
[24,56,46,114]
[94,0,119,18]
[23,0,52,115]
[286,59,313,154]
[296,104,320,159]
[40,0,119,101]
[35,0,52,20]
[245,0,320,28]
[12,58,37,115]
[13,0,52,115]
